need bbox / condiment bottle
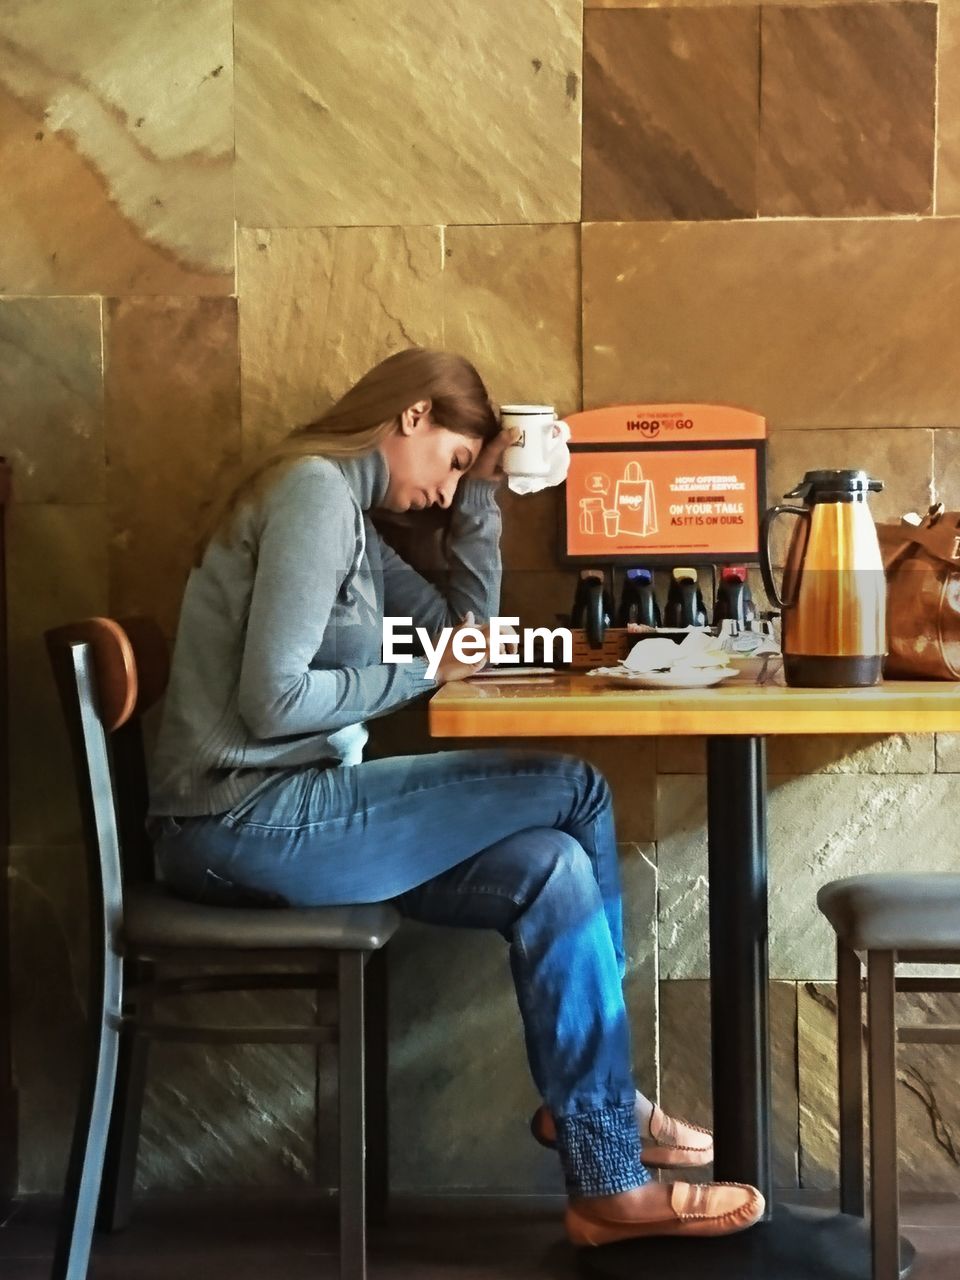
[713,566,755,626]
[617,567,661,628]
[664,567,707,628]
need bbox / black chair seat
[124,882,401,952]
[817,873,960,950]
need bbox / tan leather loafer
[566,1180,765,1245]
[530,1102,714,1169]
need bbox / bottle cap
[672,567,697,582]
[721,566,747,582]
[626,567,653,584]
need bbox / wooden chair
[817,873,960,1280]
[45,616,398,1280]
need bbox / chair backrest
[44,618,170,913]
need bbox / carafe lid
[785,469,883,502]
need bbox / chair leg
[51,944,123,1280]
[96,1019,149,1231]
[837,940,865,1217]
[363,947,389,1227]
[867,950,900,1280]
[338,950,366,1280]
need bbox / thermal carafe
[759,469,886,687]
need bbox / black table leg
[706,735,772,1200]
[579,734,914,1280]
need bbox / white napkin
[623,630,729,674]
[506,420,571,495]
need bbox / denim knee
[520,832,602,925]
[568,757,613,816]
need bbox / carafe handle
[759,505,809,609]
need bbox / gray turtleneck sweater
[148,449,502,817]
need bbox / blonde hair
[195,347,499,565]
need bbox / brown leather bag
[877,505,960,679]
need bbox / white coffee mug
[500,405,564,477]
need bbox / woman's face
[379,401,483,513]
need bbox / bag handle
[877,516,960,569]
[623,461,643,482]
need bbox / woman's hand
[434,614,491,684]
[469,424,522,483]
[433,613,519,684]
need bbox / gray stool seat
[125,882,401,952]
[817,871,960,1280]
[817,873,960,950]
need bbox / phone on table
[468,663,557,679]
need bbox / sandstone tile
[238,227,443,457]
[8,504,108,846]
[501,566,574,634]
[657,734,934,775]
[656,738,707,774]
[583,9,759,220]
[501,488,564,571]
[10,845,89,1192]
[588,0,913,6]
[936,735,960,771]
[765,426,933,566]
[104,297,241,638]
[0,0,233,294]
[582,219,960,429]
[938,1,960,214]
[443,225,581,415]
[657,773,960,981]
[0,298,103,504]
[659,979,799,1187]
[388,845,656,1192]
[139,992,316,1189]
[933,429,960,510]
[235,0,581,227]
[769,428,933,534]
[799,982,960,1193]
[760,5,936,217]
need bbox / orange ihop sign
[563,404,767,564]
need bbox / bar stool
[817,873,960,1280]
[45,616,398,1280]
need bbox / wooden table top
[428,672,960,738]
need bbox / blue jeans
[149,748,648,1196]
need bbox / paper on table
[622,630,728,674]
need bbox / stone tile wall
[2,0,959,1196]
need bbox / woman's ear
[399,399,432,435]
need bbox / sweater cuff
[456,477,501,511]
[403,656,439,690]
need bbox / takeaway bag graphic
[614,461,658,538]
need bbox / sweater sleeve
[379,476,503,631]
[237,466,436,740]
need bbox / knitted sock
[554,1101,650,1198]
